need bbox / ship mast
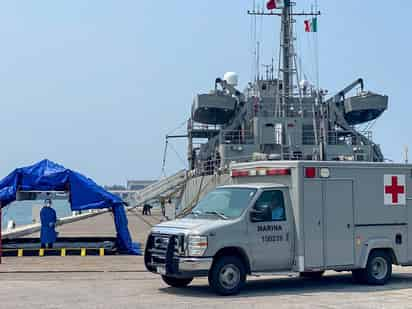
[248,3,320,111]
[281,4,293,105]
[248,2,321,156]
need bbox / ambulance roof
[218,183,287,190]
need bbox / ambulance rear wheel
[161,275,193,288]
[365,250,392,285]
[208,256,246,296]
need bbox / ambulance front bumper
[144,233,213,278]
[147,257,213,278]
[178,257,213,273]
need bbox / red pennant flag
[267,0,276,10]
[304,20,311,32]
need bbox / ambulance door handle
[347,224,351,229]
[317,220,321,226]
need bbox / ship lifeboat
[343,92,388,125]
[192,93,236,125]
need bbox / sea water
[1,200,72,231]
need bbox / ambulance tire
[161,275,193,288]
[300,271,325,279]
[364,250,392,285]
[208,256,247,296]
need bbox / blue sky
[0,1,410,185]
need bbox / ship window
[262,84,267,90]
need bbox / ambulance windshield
[190,187,257,219]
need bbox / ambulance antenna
[404,145,409,164]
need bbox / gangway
[132,170,187,207]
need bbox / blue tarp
[0,159,140,255]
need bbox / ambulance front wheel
[364,250,392,285]
[208,255,247,296]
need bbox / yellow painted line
[2,247,107,257]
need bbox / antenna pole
[281,5,292,104]
[257,41,261,80]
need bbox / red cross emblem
[384,175,406,205]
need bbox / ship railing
[302,129,373,145]
[190,159,225,177]
[190,149,317,178]
[190,122,222,131]
[190,153,267,178]
[251,102,319,117]
[359,130,373,140]
[193,127,373,148]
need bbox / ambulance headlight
[187,235,208,257]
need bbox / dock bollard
[99,248,105,256]
[61,248,66,257]
[17,249,23,257]
[80,248,86,256]
[39,248,45,257]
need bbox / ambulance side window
[254,190,286,222]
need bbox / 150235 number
[261,235,283,243]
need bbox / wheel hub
[219,264,240,290]
[371,256,388,280]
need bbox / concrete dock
[1,208,159,272]
[2,209,412,308]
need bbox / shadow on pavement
[160,272,412,298]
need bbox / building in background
[126,180,156,191]
[106,180,157,206]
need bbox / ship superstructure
[187,2,388,176]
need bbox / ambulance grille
[145,233,182,266]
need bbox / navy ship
[160,1,388,212]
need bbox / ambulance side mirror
[250,204,271,223]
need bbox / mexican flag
[266,0,290,10]
[304,18,318,32]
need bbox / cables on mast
[313,0,320,90]
[160,120,188,178]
